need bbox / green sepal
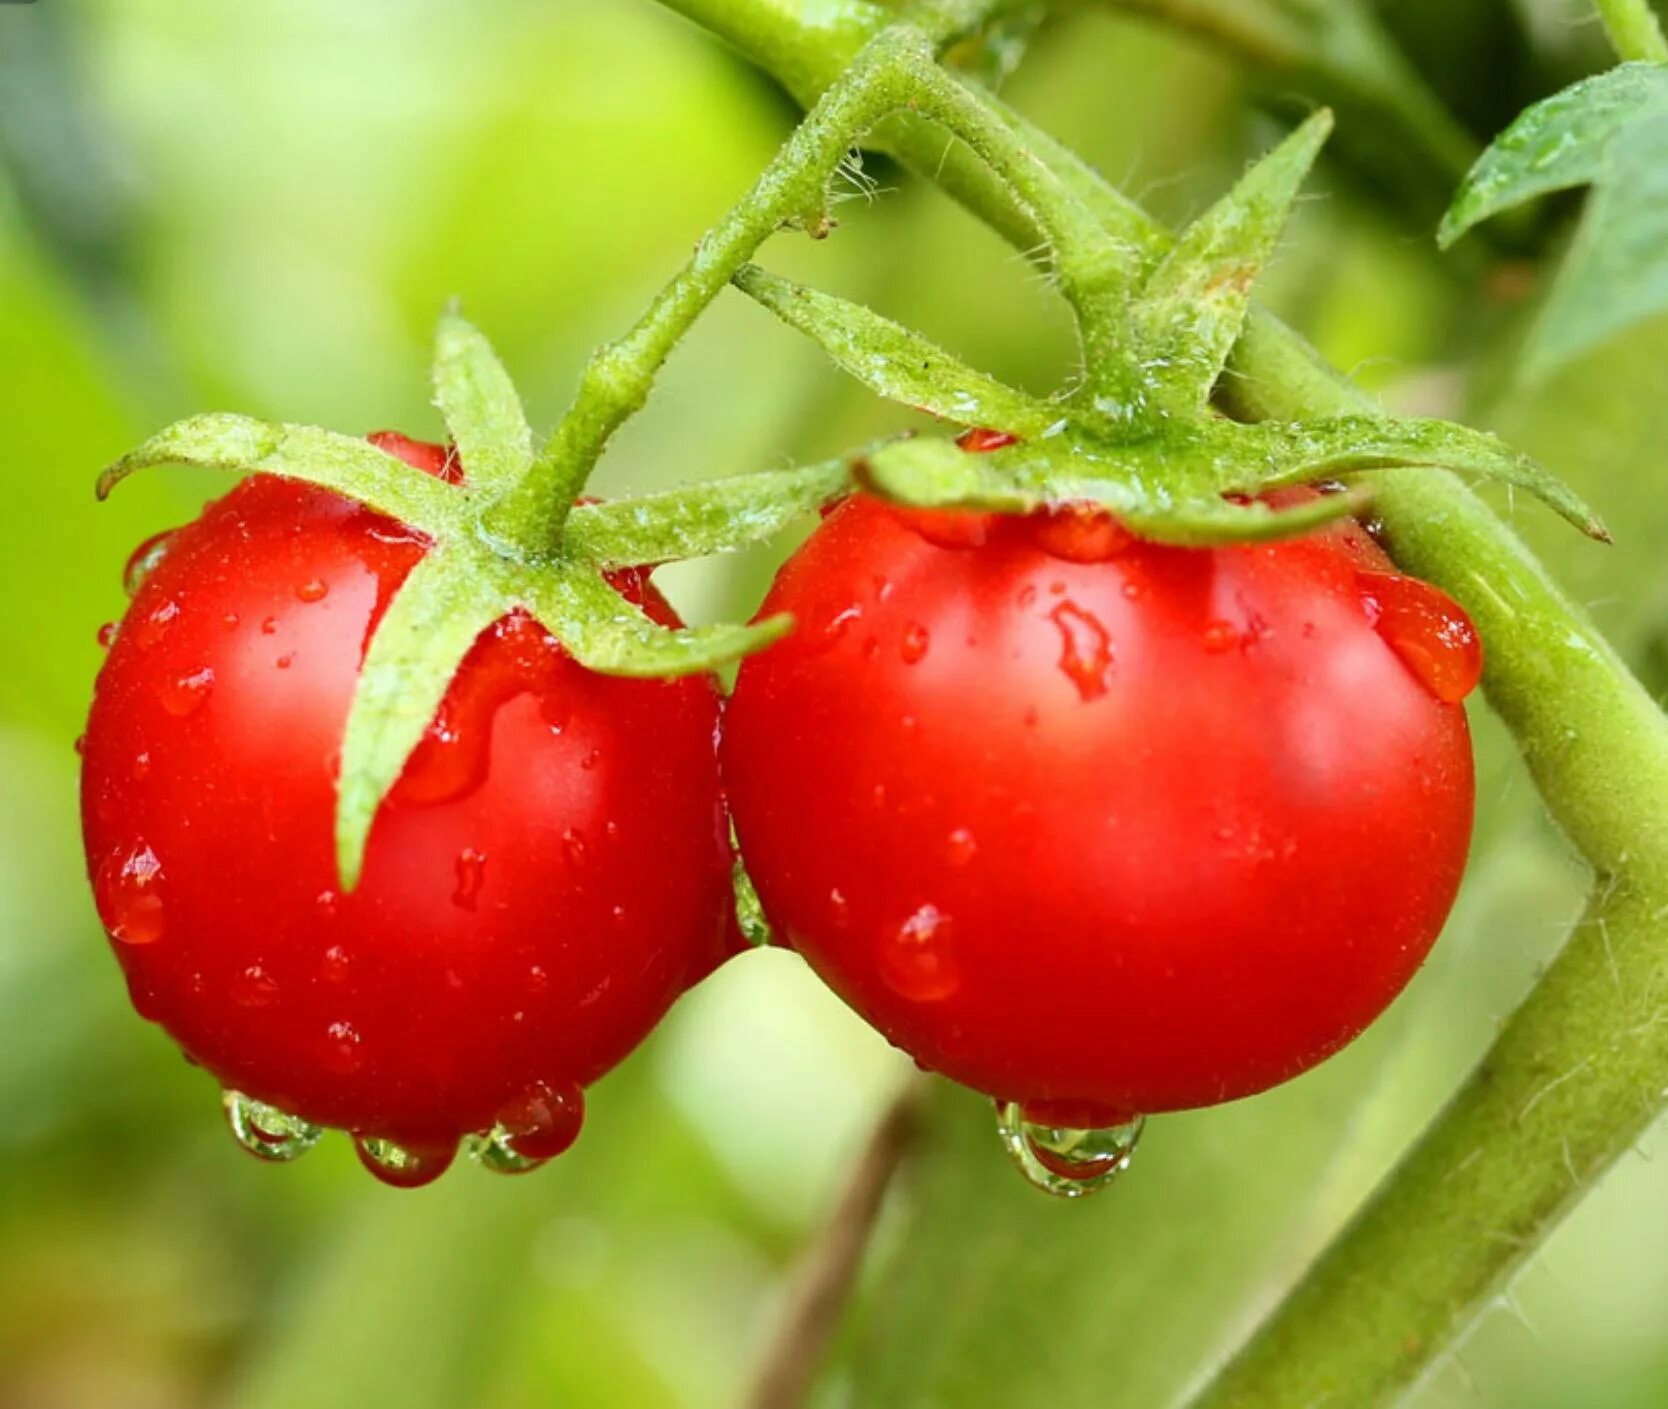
[1235,416,1609,539]
[1438,64,1668,249]
[1128,110,1333,419]
[98,412,465,537]
[432,309,534,495]
[860,435,1366,546]
[565,453,855,567]
[335,546,512,890]
[732,263,1058,436]
[521,564,793,678]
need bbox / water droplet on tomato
[828,888,850,929]
[878,904,958,1002]
[232,964,281,1008]
[221,612,240,631]
[581,748,601,772]
[955,427,1019,454]
[260,617,279,636]
[900,623,931,664]
[323,1020,365,1074]
[276,652,295,670]
[1032,504,1132,563]
[1357,571,1482,704]
[562,828,586,866]
[321,944,350,983]
[892,506,991,550]
[97,843,166,945]
[124,531,174,597]
[399,713,487,806]
[131,752,151,781]
[453,848,487,911]
[136,599,180,649]
[355,1135,456,1188]
[97,621,119,649]
[73,734,86,756]
[158,667,214,718]
[1201,619,1239,654]
[1017,584,1037,609]
[223,1091,324,1163]
[296,578,329,603]
[994,1100,1144,1197]
[945,828,977,866]
[471,1081,585,1173]
[1048,602,1113,700]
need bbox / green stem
[1596,0,1668,63]
[654,1,1668,1402]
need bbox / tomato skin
[82,453,732,1147]
[723,494,1476,1116]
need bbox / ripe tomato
[82,436,733,1180]
[723,491,1479,1124]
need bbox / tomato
[722,491,1479,1124]
[82,436,733,1180]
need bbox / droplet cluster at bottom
[221,1085,585,1187]
[994,1100,1146,1197]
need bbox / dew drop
[945,827,977,866]
[1032,503,1133,563]
[453,847,487,911]
[296,578,329,604]
[580,748,602,772]
[900,623,931,665]
[1201,619,1239,654]
[131,751,151,781]
[97,621,119,649]
[223,1091,324,1163]
[828,888,850,929]
[276,653,295,670]
[1048,601,1113,701]
[124,531,174,598]
[158,667,214,718]
[1357,571,1482,704]
[320,943,351,983]
[877,904,958,1002]
[232,963,281,1009]
[355,1135,456,1188]
[136,598,180,649]
[322,1019,365,1074]
[97,843,166,945]
[221,612,241,631]
[994,1100,1145,1197]
[469,1081,585,1174]
[260,617,279,636]
[893,506,991,550]
[73,734,86,756]
[562,827,586,866]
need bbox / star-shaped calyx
[97,312,849,889]
[732,109,1607,547]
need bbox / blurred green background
[4,1,1668,1406]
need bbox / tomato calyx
[97,310,850,889]
[732,118,1606,548]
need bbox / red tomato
[82,437,733,1177]
[723,492,1479,1122]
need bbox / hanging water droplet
[1356,571,1482,704]
[1032,504,1132,563]
[223,1090,323,1163]
[1048,601,1113,700]
[124,531,174,598]
[354,1135,456,1188]
[877,903,959,1002]
[96,843,167,945]
[994,1100,1144,1197]
[892,506,992,550]
[97,621,119,649]
[468,1080,585,1174]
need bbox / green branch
[654,1,1668,1404]
[1596,0,1668,63]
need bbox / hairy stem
[1595,0,1668,63]
[652,1,1668,1404]
[745,1079,928,1409]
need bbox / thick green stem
[652,1,1668,1404]
[1596,0,1668,63]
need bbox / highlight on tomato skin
[722,491,1481,1139]
[80,436,736,1185]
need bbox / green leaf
[859,436,1042,513]
[1438,63,1668,249]
[564,453,853,566]
[1132,109,1333,416]
[732,263,1058,435]
[99,413,465,537]
[520,564,792,677]
[1239,416,1608,538]
[335,547,511,890]
[432,308,534,494]
[1524,108,1668,386]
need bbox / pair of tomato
[82,433,1479,1183]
